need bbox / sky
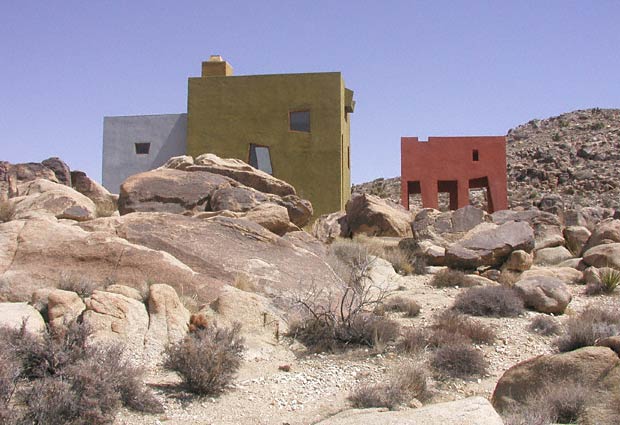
[1,1,619,184]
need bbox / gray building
[102,114,187,193]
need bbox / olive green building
[186,56,355,218]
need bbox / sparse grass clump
[453,285,524,317]
[431,310,496,344]
[599,267,620,293]
[554,305,620,352]
[0,200,16,223]
[430,344,487,378]
[384,296,421,317]
[430,269,478,288]
[58,275,100,298]
[165,322,245,396]
[528,315,561,336]
[348,364,429,410]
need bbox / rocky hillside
[353,108,620,211]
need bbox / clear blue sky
[1,1,619,184]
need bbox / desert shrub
[0,340,20,423]
[288,318,337,353]
[430,269,478,288]
[165,322,245,396]
[599,267,620,293]
[379,248,413,275]
[58,274,100,298]
[502,381,589,425]
[349,364,429,410]
[453,285,524,317]
[339,313,400,348]
[0,200,16,223]
[528,315,561,336]
[554,306,620,352]
[384,296,421,317]
[232,273,256,292]
[431,310,496,344]
[398,327,430,353]
[430,344,487,378]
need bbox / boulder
[274,194,313,228]
[412,206,490,246]
[160,155,194,170]
[312,211,350,243]
[0,216,209,303]
[595,336,620,356]
[521,266,583,285]
[210,185,268,212]
[80,212,339,298]
[583,219,620,251]
[47,289,86,332]
[503,250,533,272]
[104,284,143,301]
[0,302,46,334]
[563,225,591,257]
[316,397,504,425]
[118,168,235,215]
[71,171,117,216]
[143,284,190,363]
[533,223,564,250]
[345,193,412,237]
[241,203,296,236]
[193,153,296,197]
[537,193,564,218]
[12,179,97,221]
[41,157,72,186]
[12,162,58,184]
[83,290,149,356]
[533,246,573,266]
[492,346,620,413]
[445,221,535,268]
[583,243,620,269]
[514,275,572,314]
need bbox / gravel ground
[114,273,620,425]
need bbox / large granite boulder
[492,346,620,413]
[514,275,572,314]
[118,168,234,215]
[503,250,533,272]
[317,397,504,425]
[0,216,209,302]
[582,243,620,269]
[81,212,340,297]
[583,219,620,252]
[71,171,117,216]
[11,179,97,221]
[0,302,46,334]
[520,266,583,285]
[312,211,350,243]
[41,157,72,186]
[193,153,296,197]
[563,225,591,257]
[47,289,86,333]
[533,246,573,266]
[11,162,59,184]
[411,206,490,247]
[445,221,535,268]
[345,193,412,237]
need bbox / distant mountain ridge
[353,108,620,211]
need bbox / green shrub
[599,267,620,293]
[165,322,245,395]
[453,286,524,317]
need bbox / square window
[289,110,310,132]
[135,142,150,155]
[249,144,273,175]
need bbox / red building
[401,136,508,213]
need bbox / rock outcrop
[345,193,412,237]
[514,275,572,314]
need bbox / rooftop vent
[202,55,233,77]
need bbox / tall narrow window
[135,142,150,155]
[472,149,479,161]
[289,110,310,132]
[249,144,273,175]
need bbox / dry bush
[453,285,524,317]
[0,338,20,424]
[232,273,256,292]
[0,200,16,223]
[348,364,429,410]
[430,344,488,378]
[58,275,100,298]
[384,296,421,317]
[502,381,590,425]
[554,305,620,352]
[165,322,245,395]
[430,268,478,288]
[431,310,495,344]
[528,315,562,336]
[346,235,414,275]
[398,327,430,353]
[289,239,398,352]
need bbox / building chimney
[201,55,233,77]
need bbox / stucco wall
[186,72,352,218]
[102,114,187,193]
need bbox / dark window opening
[289,110,310,132]
[135,142,150,155]
[347,146,350,170]
[249,144,273,175]
[438,180,458,211]
[472,149,479,161]
[469,176,493,212]
[407,181,422,211]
